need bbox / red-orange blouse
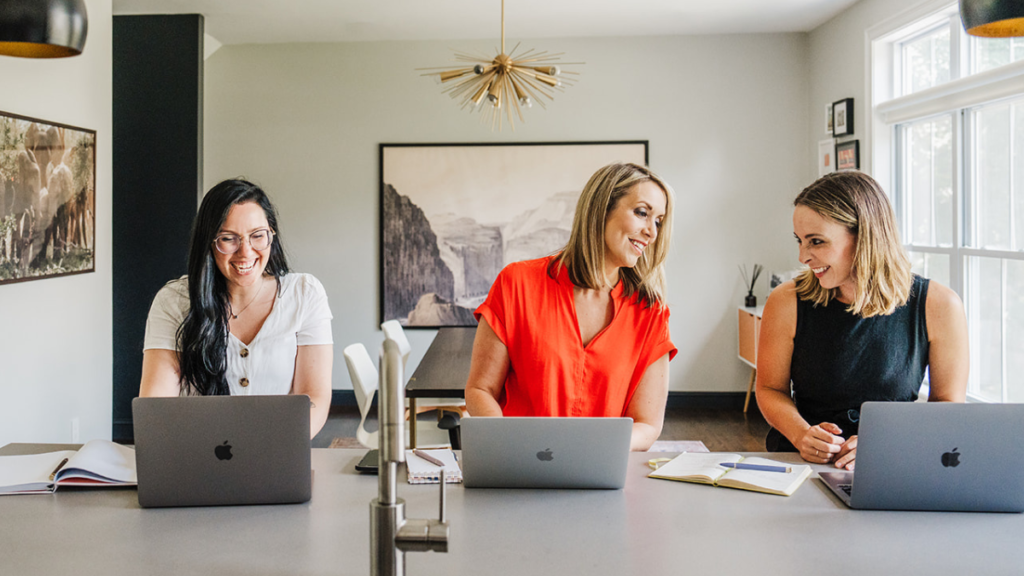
[474,256,677,418]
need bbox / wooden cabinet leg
[743,368,757,413]
[409,397,417,449]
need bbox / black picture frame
[0,110,97,286]
[379,140,649,328]
[836,139,860,171]
[832,98,854,137]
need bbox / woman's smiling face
[603,180,666,278]
[213,201,273,289]
[793,204,857,301]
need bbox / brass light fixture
[960,0,1024,37]
[0,0,89,58]
[419,0,581,130]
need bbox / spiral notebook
[405,449,462,484]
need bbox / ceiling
[112,0,862,46]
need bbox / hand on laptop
[833,436,857,471]
[797,422,844,464]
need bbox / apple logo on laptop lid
[941,447,960,468]
[215,441,233,461]
[536,448,553,462]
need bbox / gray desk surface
[406,326,475,399]
[1,446,1020,575]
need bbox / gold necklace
[229,276,266,320]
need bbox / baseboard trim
[329,390,748,411]
[666,392,748,410]
[332,390,360,407]
[112,420,134,444]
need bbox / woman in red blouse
[465,162,677,451]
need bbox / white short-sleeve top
[143,273,333,395]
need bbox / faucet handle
[395,517,449,553]
[438,465,447,523]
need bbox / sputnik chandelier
[419,0,582,130]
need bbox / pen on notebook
[49,458,69,481]
[413,449,445,468]
[719,462,791,473]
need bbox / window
[871,2,1024,402]
[901,24,951,96]
[973,36,1024,74]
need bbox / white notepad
[405,449,462,484]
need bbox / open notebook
[648,452,811,496]
[0,440,137,494]
[405,449,462,484]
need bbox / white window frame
[866,0,1024,402]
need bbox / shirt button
[239,378,249,387]
[241,348,249,358]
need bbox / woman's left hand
[834,435,857,470]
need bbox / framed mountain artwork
[380,141,648,327]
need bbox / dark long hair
[176,179,290,395]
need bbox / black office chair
[438,412,461,450]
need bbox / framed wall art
[825,103,833,135]
[818,139,835,177]
[832,98,854,137]
[836,139,860,171]
[380,141,648,327]
[0,111,96,286]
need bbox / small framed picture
[818,139,835,177]
[832,98,854,137]
[825,103,833,135]
[836,139,860,170]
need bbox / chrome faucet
[370,337,450,576]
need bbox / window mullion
[968,257,981,395]
[950,13,964,80]
[953,110,964,295]
[1001,259,1007,402]
[930,121,937,245]
[1010,103,1017,250]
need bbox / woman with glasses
[139,179,333,437]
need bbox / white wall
[0,1,944,445]
[806,0,931,180]
[203,33,811,394]
[0,0,113,444]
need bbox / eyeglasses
[212,229,274,255]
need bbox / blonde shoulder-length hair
[550,162,674,307]
[794,171,912,318]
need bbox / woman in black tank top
[755,171,968,471]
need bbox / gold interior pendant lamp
[960,0,1024,37]
[419,0,582,131]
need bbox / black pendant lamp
[960,0,1024,37]
[0,0,89,58]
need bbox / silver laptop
[820,402,1024,512]
[461,417,632,489]
[132,396,311,508]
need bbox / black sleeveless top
[766,275,930,451]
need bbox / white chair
[344,341,450,449]
[380,320,467,420]
[343,343,380,449]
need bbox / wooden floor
[313,405,771,452]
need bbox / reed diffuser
[739,264,763,308]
